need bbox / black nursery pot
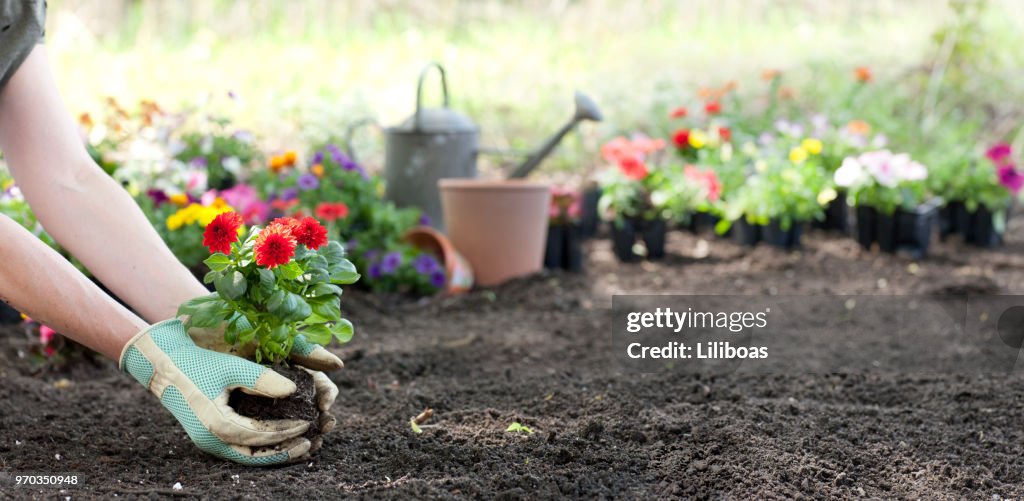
[610,219,638,262]
[965,205,1005,248]
[939,201,966,240]
[763,220,805,250]
[816,193,851,234]
[855,206,878,250]
[732,219,763,247]
[642,219,667,259]
[580,188,603,238]
[544,223,585,271]
[544,224,565,270]
[687,211,721,235]
[0,301,21,325]
[893,199,941,258]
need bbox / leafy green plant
[506,422,534,434]
[178,212,359,364]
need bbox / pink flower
[188,171,209,193]
[219,184,269,225]
[39,325,56,345]
[999,164,1024,193]
[987,143,1012,165]
[684,166,722,202]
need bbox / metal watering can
[379,62,603,230]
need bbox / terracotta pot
[402,225,474,294]
[439,179,551,287]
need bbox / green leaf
[203,270,218,285]
[308,268,330,284]
[310,283,343,297]
[277,262,304,281]
[215,270,248,300]
[191,301,229,328]
[311,298,341,321]
[329,259,360,285]
[410,418,423,434]
[258,268,276,295]
[268,290,312,323]
[307,255,329,271]
[329,318,354,343]
[270,324,289,343]
[300,324,332,346]
[320,241,346,265]
[177,293,220,316]
[204,253,232,272]
[506,422,534,434]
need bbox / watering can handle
[341,117,381,163]
[413,62,450,131]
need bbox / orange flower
[778,87,796,100]
[283,150,298,166]
[311,163,325,178]
[723,81,737,92]
[847,120,871,135]
[78,113,93,129]
[697,87,712,99]
[762,69,781,81]
[854,66,872,83]
[269,155,286,171]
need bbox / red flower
[669,106,688,119]
[854,66,872,83]
[269,216,300,235]
[203,211,243,254]
[618,157,649,181]
[718,126,731,142]
[315,202,349,222]
[254,225,297,269]
[293,217,328,250]
[672,128,690,148]
[704,100,721,115]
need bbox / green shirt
[0,0,45,90]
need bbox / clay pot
[439,179,551,287]
[403,225,475,294]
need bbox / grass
[43,0,1024,179]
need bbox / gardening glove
[120,319,312,466]
[187,321,341,452]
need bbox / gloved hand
[120,319,313,466]
[187,321,341,453]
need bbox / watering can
[380,62,603,231]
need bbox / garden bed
[4,223,1024,498]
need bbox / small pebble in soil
[173,482,182,491]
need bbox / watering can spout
[508,91,603,179]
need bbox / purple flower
[231,130,254,143]
[147,189,169,206]
[346,238,359,251]
[380,251,403,275]
[280,187,299,201]
[312,150,325,165]
[297,173,319,191]
[412,254,439,275]
[429,270,447,289]
[418,213,431,226]
[363,249,380,261]
[367,262,382,280]
[998,164,1024,193]
[190,157,208,168]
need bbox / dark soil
[4,221,1024,498]
[229,365,321,443]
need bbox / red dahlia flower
[203,211,243,254]
[269,216,301,235]
[669,106,688,119]
[254,225,297,268]
[718,126,731,142]
[293,217,328,250]
[704,100,721,115]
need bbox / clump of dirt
[229,365,321,442]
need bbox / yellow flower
[1,179,13,191]
[169,193,189,206]
[166,213,185,231]
[688,130,708,149]
[789,146,808,165]
[311,163,325,178]
[197,207,219,226]
[801,138,823,155]
[817,187,838,205]
[210,197,229,210]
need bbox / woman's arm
[0,46,209,328]
[0,214,146,359]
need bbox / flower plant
[549,187,582,226]
[597,136,674,224]
[178,212,359,364]
[834,150,930,215]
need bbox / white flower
[834,157,868,187]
